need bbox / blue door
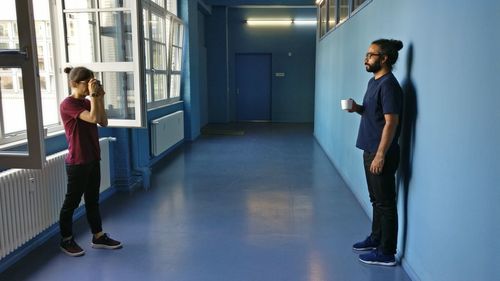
[235,54,271,121]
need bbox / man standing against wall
[347,39,404,266]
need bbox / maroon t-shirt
[60,96,100,165]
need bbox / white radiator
[0,138,112,260]
[151,111,184,156]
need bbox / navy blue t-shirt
[356,72,403,153]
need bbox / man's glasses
[365,52,382,59]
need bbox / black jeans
[363,148,399,255]
[59,161,103,238]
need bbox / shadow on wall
[397,43,418,259]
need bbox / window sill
[147,100,183,111]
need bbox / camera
[95,79,101,86]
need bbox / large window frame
[0,0,45,168]
[57,0,144,127]
[143,0,183,110]
[318,0,372,39]
[0,0,185,169]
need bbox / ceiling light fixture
[293,20,317,25]
[246,19,293,26]
[245,19,317,26]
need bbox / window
[143,0,184,109]
[0,0,45,168]
[352,0,369,13]
[149,0,177,15]
[328,0,337,30]
[339,0,349,24]
[319,1,327,38]
[170,19,183,100]
[61,0,142,125]
[318,0,371,38]
[1,1,57,142]
[0,0,185,168]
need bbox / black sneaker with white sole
[60,238,85,257]
[91,233,122,249]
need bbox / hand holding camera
[89,79,105,98]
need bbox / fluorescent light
[246,19,292,26]
[293,20,317,25]
[245,19,317,26]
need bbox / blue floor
[0,123,411,281]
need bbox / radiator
[0,138,112,260]
[151,111,184,156]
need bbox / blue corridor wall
[314,0,500,280]
[205,6,316,123]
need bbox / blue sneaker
[359,249,396,266]
[352,236,378,251]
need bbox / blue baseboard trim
[149,140,184,167]
[402,258,420,281]
[0,186,117,274]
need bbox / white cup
[341,99,353,110]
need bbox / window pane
[153,73,167,101]
[170,74,180,99]
[0,23,10,38]
[171,46,182,72]
[64,0,94,9]
[146,72,152,103]
[65,13,98,62]
[145,40,150,69]
[0,74,13,90]
[35,22,46,39]
[352,0,367,12]
[172,22,183,47]
[0,1,19,50]
[151,14,165,42]
[100,72,135,119]
[167,0,177,15]
[34,0,58,127]
[339,0,349,24]
[39,76,46,90]
[319,2,327,37]
[152,0,164,8]
[0,68,27,135]
[100,11,133,62]
[41,88,59,126]
[165,17,171,56]
[152,43,166,70]
[328,0,337,30]
[143,9,149,39]
[99,0,132,8]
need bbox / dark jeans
[363,148,399,255]
[59,161,103,238]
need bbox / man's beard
[365,60,382,73]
